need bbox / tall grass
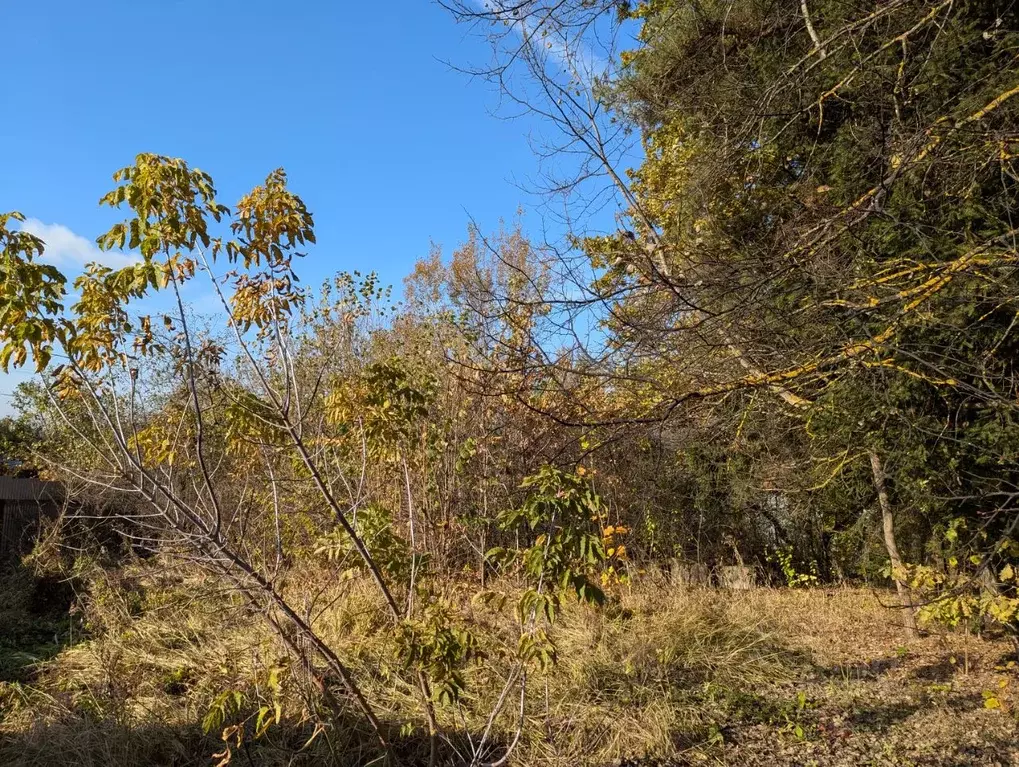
[0,563,869,766]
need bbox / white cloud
[18,218,137,270]
[471,0,609,82]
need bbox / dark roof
[0,477,63,502]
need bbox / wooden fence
[0,478,63,559]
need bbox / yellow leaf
[1000,564,1015,581]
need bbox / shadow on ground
[0,712,504,767]
[0,562,80,684]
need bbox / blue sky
[1,0,620,413]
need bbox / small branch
[801,0,827,58]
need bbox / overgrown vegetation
[2,0,1019,763]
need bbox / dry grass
[1,565,1017,766]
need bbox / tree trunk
[869,450,919,638]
